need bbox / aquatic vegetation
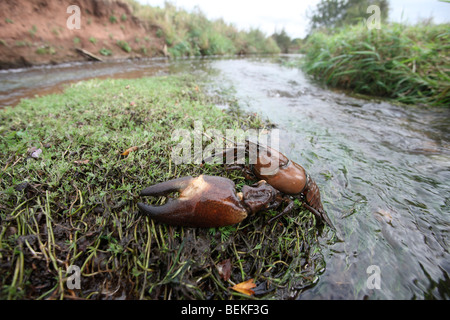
[301,22,450,107]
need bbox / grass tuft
[300,22,450,107]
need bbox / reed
[301,22,449,107]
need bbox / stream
[1,55,449,299]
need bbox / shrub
[120,0,280,56]
[35,46,56,55]
[99,48,113,56]
[29,25,37,38]
[15,40,31,47]
[116,40,131,53]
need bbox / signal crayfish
[137,136,334,229]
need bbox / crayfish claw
[140,176,193,197]
[137,175,248,228]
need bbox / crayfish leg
[266,197,295,225]
[303,203,335,230]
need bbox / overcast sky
[136,0,450,38]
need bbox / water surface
[208,56,450,299]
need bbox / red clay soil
[0,0,166,69]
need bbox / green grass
[121,0,280,57]
[29,25,37,38]
[300,22,450,107]
[109,15,118,24]
[116,40,132,53]
[99,48,113,56]
[35,46,56,55]
[0,75,327,299]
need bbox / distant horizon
[136,0,450,38]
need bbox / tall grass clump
[121,0,280,57]
[301,22,449,107]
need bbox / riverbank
[299,22,450,107]
[0,0,167,69]
[0,0,280,69]
[0,74,326,299]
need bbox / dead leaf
[121,146,138,156]
[216,259,231,281]
[74,159,89,165]
[231,278,256,296]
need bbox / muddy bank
[0,0,166,69]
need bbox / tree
[272,29,291,53]
[308,0,389,32]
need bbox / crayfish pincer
[137,175,286,228]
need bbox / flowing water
[1,55,449,299]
